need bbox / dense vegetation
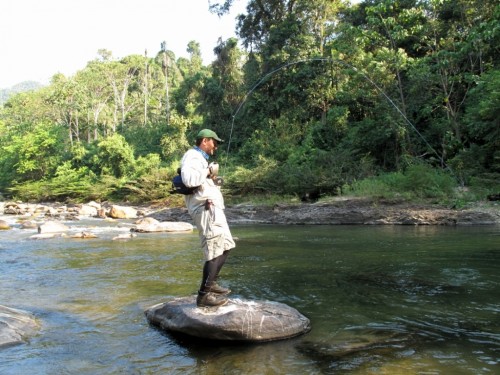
[0,0,498,205]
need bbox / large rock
[145,296,311,342]
[77,204,98,217]
[132,218,193,233]
[37,221,69,234]
[0,305,40,348]
[109,205,138,219]
[3,202,29,215]
[20,220,38,229]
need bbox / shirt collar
[194,146,209,160]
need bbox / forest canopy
[0,0,498,204]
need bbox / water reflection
[0,221,498,374]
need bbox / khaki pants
[193,205,235,261]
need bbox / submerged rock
[145,296,311,342]
[29,233,66,240]
[112,233,137,240]
[69,231,98,239]
[0,305,40,348]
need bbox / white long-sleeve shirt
[180,148,225,216]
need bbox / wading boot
[196,291,228,307]
[209,283,231,295]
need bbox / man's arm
[181,153,210,188]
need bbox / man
[180,129,236,307]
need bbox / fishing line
[223,58,452,177]
[223,61,302,172]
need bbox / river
[0,216,499,374]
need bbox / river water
[0,215,499,374]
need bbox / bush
[345,163,457,200]
[121,166,175,203]
[9,162,97,201]
[95,134,136,178]
[400,164,456,198]
[227,156,278,195]
[134,153,162,178]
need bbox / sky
[0,0,248,88]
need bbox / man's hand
[208,162,219,178]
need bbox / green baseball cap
[197,129,223,142]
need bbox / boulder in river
[0,305,40,348]
[77,204,98,217]
[0,219,11,230]
[20,220,38,229]
[132,218,193,233]
[37,221,69,234]
[112,233,137,241]
[109,205,138,219]
[145,296,311,342]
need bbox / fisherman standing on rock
[180,129,235,307]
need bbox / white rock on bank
[77,204,98,217]
[109,205,138,219]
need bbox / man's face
[201,137,218,155]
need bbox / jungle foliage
[0,0,498,204]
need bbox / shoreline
[149,198,500,226]
[1,198,499,226]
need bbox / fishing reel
[214,176,224,186]
[209,162,224,186]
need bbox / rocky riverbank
[149,198,500,226]
[1,198,499,228]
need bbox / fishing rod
[222,57,454,179]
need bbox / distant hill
[0,81,44,106]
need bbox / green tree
[234,1,343,153]
[75,61,113,141]
[454,68,500,183]
[105,54,141,131]
[2,121,65,182]
[94,133,136,178]
[173,41,209,123]
[47,73,84,146]
[405,0,498,166]
[160,112,191,161]
[200,37,245,137]
[0,89,53,134]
